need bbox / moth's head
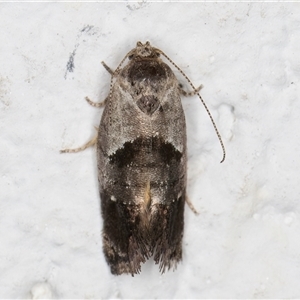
[129,41,160,59]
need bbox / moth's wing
[100,191,149,275]
[149,92,187,273]
[98,76,187,275]
[98,91,150,276]
[151,194,185,273]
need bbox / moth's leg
[85,96,107,108]
[186,196,199,215]
[60,127,98,153]
[101,61,114,75]
[85,61,114,108]
[179,84,203,97]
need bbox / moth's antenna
[157,49,226,163]
[106,47,137,104]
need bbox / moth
[61,41,225,276]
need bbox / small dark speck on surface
[65,49,76,79]
[64,25,97,79]
[81,25,93,33]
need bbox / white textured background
[1,2,300,298]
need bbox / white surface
[1,2,300,298]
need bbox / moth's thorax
[118,58,176,116]
[125,58,173,83]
